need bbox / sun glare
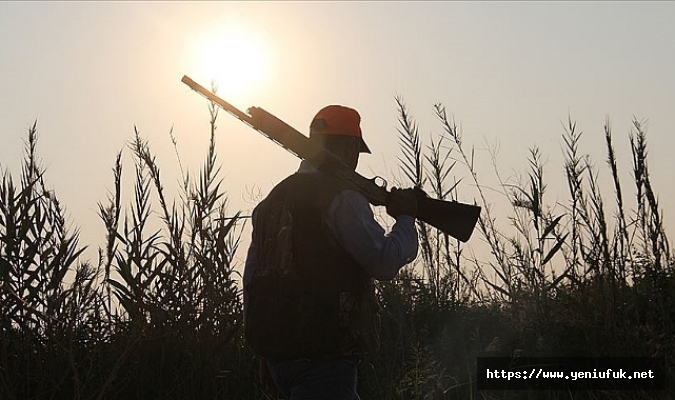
[191,26,269,101]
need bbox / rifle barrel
[181,76,254,125]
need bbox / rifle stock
[181,75,481,242]
[416,195,481,243]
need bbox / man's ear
[310,118,328,132]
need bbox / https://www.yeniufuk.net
[486,367,656,382]
[477,357,665,391]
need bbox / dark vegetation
[1,99,673,399]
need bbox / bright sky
[2,2,674,271]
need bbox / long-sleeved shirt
[244,160,418,285]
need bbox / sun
[191,25,269,101]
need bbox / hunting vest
[244,173,378,361]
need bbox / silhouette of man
[244,105,418,400]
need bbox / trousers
[267,356,361,400]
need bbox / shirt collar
[297,159,319,174]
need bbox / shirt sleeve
[324,189,418,281]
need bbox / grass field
[1,102,672,399]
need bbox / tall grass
[1,100,254,398]
[362,100,674,399]
[1,123,106,399]
[94,98,249,399]
[1,101,673,399]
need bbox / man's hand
[386,187,418,218]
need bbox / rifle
[181,76,481,242]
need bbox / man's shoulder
[258,173,363,213]
[333,189,369,205]
[282,172,354,193]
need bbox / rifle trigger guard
[373,176,387,190]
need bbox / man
[243,105,419,400]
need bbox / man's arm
[325,190,418,281]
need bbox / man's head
[310,105,370,171]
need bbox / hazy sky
[1,2,674,269]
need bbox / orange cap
[309,105,371,153]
